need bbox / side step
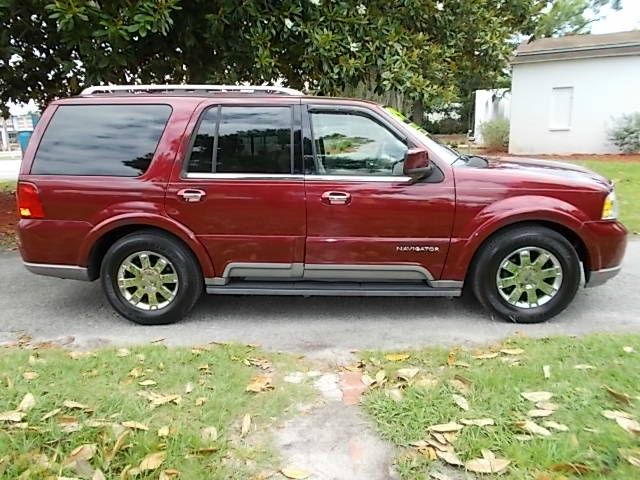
[205,281,461,297]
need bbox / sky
[7,0,640,116]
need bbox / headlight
[602,190,618,220]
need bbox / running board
[205,281,461,297]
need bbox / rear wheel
[100,230,203,325]
[471,226,581,323]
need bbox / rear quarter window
[32,104,172,176]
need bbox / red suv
[17,85,627,325]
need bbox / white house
[473,88,511,144]
[508,30,640,155]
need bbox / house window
[549,87,573,130]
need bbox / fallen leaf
[17,393,36,412]
[62,443,96,468]
[92,469,106,480]
[500,348,524,355]
[528,409,555,418]
[450,374,472,395]
[536,402,558,411]
[138,451,166,472]
[623,346,635,354]
[517,420,552,437]
[473,352,499,359]
[159,469,180,480]
[158,426,170,438]
[388,388,404,402]
[184,382,194,394]
[429,422,464,433]
[521,391,553,402]
[122,421,149,431]
[620,448,640,468]
[63,400,90,410]
[138,380,157,387]
[452,394,469,411]
[550,463,593,475]
[436,449,463,466]
[201,426,218,442]
[375,370,386,385]
[602,409,634,420]
[385,353,410,362]
[543,421,569,432]
[447,350,457,367]
[574,364,595,370]
[543,365,551,379]
[603,385,632,405]
[465,449,510,474]
[241,413,251,437]
[128,367,144,378]
[58,416,81,432]
[615,416,640,435]
[23,371,39,380]
[195,397,207,406]
[431,432,448,445]
[280,466,311,479]
[106,430,130,463]
[41,408,62,421]
[116,348,130,357]
[361,374,375,387]
[454,361,470,368]
[460,418,495,427]
[0,410,25,422]
[246,375,274,393]
[396,368,420,381]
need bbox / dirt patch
[0,190,18,249]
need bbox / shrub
[609,113,640,153]
[479,118,510,151]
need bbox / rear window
[32,104,171,176]
[187,106,292,174]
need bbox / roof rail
[80,84,304,96]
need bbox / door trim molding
[203,262,462,287]
[185,173,304,181]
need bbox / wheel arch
[79,215,215,280]
[465,220,589,284]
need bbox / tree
[534,0,622,38]
[0,0,544,117]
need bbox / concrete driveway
[1,241,638,357]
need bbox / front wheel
[100,230,203,325]
[470,226,581,323]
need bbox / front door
[166,102,306,283]
[303,105,455,283]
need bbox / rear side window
[32,104,171,176]
[187,106,292,174]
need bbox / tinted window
[32,105,171,176]
[310,112,407,176]
[188,106,292,174]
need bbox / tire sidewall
[100,232,202,325]
[473,228,581,323]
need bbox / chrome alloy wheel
[116,251,179,311]
[496,247,563,309]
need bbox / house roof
[511,30,640,65]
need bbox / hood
[484,156,612,190]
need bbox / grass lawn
[0,342,313,479]
[576,161,640,233]
[0,180,16,193]
[361,334,640,479]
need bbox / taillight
[17,182,45,219]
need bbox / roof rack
[80,84,304,96]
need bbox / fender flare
[77,213,215,278]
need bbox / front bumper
[585,264,622,288]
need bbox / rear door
[166,101,306,283]
[302,104,455,283]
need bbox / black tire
[470,225,581,323]
[100,230,203,325]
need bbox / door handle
[177,189,206,203]
[321,191,351,205]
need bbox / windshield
[384,107,459,164]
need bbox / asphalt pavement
[1,242,638,358]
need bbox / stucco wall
[509,55,640,154]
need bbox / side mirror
[403,148,431,181]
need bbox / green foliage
[534,0,622,37]
[608,113,640,154]
[0,0,544,115]
[480,118,510,151]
